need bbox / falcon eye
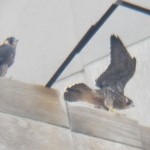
[125,98,129,103]
[126,98,133,105]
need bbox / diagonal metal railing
[46,0,150,88]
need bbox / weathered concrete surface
[0,78,69,127]
[0,112,73,150]
[140,126,150,150]
[0,76,149,149]
[68,104,142,148]
[72,132,142,150]
[0,1,149,84]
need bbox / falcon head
[4,37,18,47]
[125,97,134,108]
[112,93,134,110]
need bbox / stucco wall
[0,0,149,85]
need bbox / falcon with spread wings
[64,35,136,112]
[0,37,18,77]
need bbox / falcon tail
[64,83,92,102]
[64,87,80,102]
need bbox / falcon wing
[110,35,133,66]
[0,44,15,67]
[0,45,12,64]
[64,83,93,102]
[0,64,8,77]
[96,35,136,93]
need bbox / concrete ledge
[0,78,150,149]
[140,126,150,150]
[67,104,142,148]
[0,78,69,128]
[72,132,142,150]
[0,112,73,150]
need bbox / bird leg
[108,107,126,116]
[108,107,116,113]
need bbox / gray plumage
[96,35,136,94]
[64,35,136,111]
[0,37,18,77]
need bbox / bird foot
[108,108,126,117]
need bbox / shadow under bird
[0,37,18,77]
[64,35,136,113]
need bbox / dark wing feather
[96,35,136,93]
[0,64,8,76]
[0,45,15,66]
[64,83,92,102]
[110,35,132,65]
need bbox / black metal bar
[45,1,120,88]
[121,1,150,15]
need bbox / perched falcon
[0,37,18,77]
[64,35,136,112]
[64,83,106,109]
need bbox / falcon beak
[15,39,19,43]
[132,104,135,107]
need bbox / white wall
[0,0,149,85]
[0,0,78,84]
[127,38,150,126]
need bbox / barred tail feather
[64,90,80,102]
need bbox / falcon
[64,83,106,109]
[64,35,136,112]
[0,37,18,77]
